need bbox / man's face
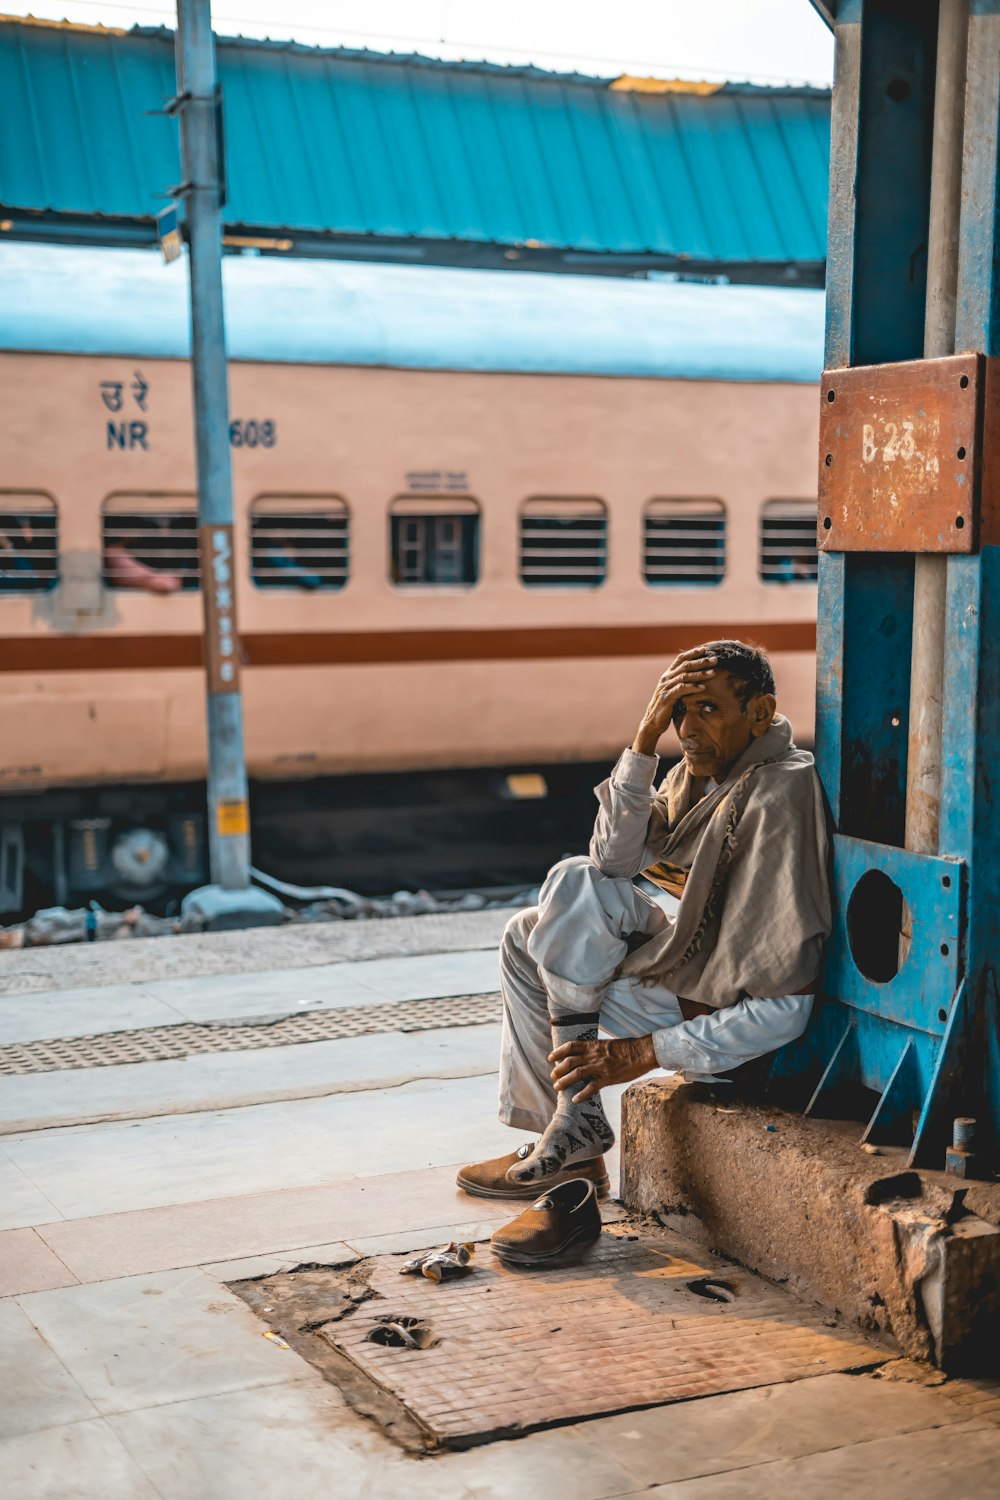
[670,671,774,782]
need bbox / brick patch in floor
[232,1219,888,1449]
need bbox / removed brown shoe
[456,1144,609,1200]
[490,1177,602,1268]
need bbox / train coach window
[760,500,819,584]
[519,498,607,587]
[0,494,58,593]
[389,496,479,586]
[644,499,726,586]
[103,496,200,594]
[251,497,349,590]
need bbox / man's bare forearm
[632,724,661,756]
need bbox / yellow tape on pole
[216,798,249,837]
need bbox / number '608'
[229,419,276,449]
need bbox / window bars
[760,500,819,584]
[643,499,726,586]
[250,497,349,590]
[0,495,59,593]
[103,498,200,592]
[520,498,607,587]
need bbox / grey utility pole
[172,0,281,927]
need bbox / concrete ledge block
[620,1078,1000,1373]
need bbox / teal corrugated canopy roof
[0,19,831,282]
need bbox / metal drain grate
[0,992,502,1076]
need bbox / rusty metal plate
[322,1224,882,1446]
[818,354,981,553]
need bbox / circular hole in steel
[956,515,966,528]
[886,77,910,102]
[827,389,836,402]
[823,517,832,530]
[847,870,909,984]
[960,375,970,389]
[938,1007,948,1024]
[940,943,950,957]
[825,453,833,466]
[957,446,967,460]
[891,715,901,727]
[942,875,952,889]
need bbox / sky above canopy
[2,1,834,87]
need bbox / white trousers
[498,855,813,1132]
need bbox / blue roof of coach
[0,243,825,383]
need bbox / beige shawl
[619,715,832,1008]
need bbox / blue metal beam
[775,0,1000,1171]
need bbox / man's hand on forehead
[632,648,718,756]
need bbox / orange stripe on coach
[0,623,816,673]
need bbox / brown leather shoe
[490,1177,602,1268]
[456,1144,610,1200]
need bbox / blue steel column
[786,0,1000,1165]
[940,0,1000,1145]
[905,0,970,863]
[812,0,862,818]
[174,0,250,891]
[773,0,995,1161]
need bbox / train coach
[0,242,824,915]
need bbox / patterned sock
[506,1011,615,1185]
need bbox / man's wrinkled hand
[632,647,718,755]
[548,1035,658,1103]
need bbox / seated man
[458,640,832,1199]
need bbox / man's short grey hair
[700,639,775,705]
